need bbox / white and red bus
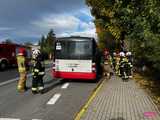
[52,36,102,80]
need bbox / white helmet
[32,49,40,59]
[120,52,125,57]
[126,52,131,56]
[113,52,116,56]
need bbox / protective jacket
[32,58,45,77]
[17,55,26,73]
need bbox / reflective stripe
[39,72,45,75]
[17,85,22,89]
[34,69,39,72]
[32,88,37,91]
[38,86,44,90]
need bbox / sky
[0,0,96,44]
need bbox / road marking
[0,118,20,120]
[61,83,69,89]
[0,74,32,87]
[0,68,50,87]
[47,93,61,105]
[0,118,42,120]
[32,119,42,120]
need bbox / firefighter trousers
[17,72,27,91]
[32,75,44,91]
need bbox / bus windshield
[55,39,93,60]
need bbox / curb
[74,77,107,120]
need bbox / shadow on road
[43,79,57,85]
[42,79,64,94]
[122,78,130,82]
[109,117,125,120]
[61,76,103,84]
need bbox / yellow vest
[17,55,26,73]
[123,57,128,62]
[116,57,120,64]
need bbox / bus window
[55,40,92,60]
[55,41,68,59]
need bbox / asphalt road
[0,63,52,83]
[0,67,101,120]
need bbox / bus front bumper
[52,71,96,80]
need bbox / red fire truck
[0,43,31,70]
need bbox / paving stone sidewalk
[80,76,160,120]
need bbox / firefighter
[119,52,129,79]
[17,47,27,92]
[119,52,126,77]
[31,49,45,94]
[115,52,120,75]
[104,48,109,61]
[126,51,133,78]
[112,52,117,72]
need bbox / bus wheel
[0,61,8,71]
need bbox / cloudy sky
[0,0,96,44]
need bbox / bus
[52,36,102,80]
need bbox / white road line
[0,118,20,120]
[61,83,69,89]
[47,93,61,105]
[0,68,50,87]
[0,74,32,87]
[32,119,42,120]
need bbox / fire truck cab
[0,43,31,70]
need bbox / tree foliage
[2,39,13,44]
[86,0,160,78]
[24,41,33,47]
[39,29,56,58]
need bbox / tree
[2,39,13,44]
[39,29,56,59]
[45,29,56,59]
[39,35,46,52]
[86,0,122,51]
[24,42,33,47]
[86,0,160,78]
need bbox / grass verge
[134,73,160,109]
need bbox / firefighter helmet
[32,49,40,59]
[126,52,132,56]
[18,47,26,56]
[120,52,125,57]
[113,52,116,56]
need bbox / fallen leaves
[133,73,160,106]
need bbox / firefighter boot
[38,86,44,94]
[32,87,38,94]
